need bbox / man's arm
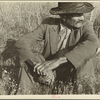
[15,24,46,63]
[34,20,99,75]
[64,20,100,69]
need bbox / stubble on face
[60,13,85,29]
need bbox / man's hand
[33,57,68,75]
[33,58,59,75]
[38,70,56,86]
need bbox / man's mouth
[77,20,83,24]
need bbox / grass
[0,2,100,95]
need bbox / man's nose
[79,15,84,20]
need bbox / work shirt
[57,23,71,51]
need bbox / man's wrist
[25,58,38,66]
[58,56,68,65]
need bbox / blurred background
[0,2,100,95]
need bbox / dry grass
[0,2,100,95]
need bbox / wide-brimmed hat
[50,2,94,15]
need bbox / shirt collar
[60,23,72,33]
[60,23,66,31]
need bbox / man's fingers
[39,66,46,74]
[34,63,46,75]
[34,63,41,72]
[37,65,44,75]
[34,61,53,75]
[43,70,48,76]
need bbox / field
[0,2,100,95]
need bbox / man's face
[60,13,85,28]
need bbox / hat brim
[50,4,94,15]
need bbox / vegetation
[0,2,100,95]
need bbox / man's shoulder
[83,19,93,27]
[81,19,94,31]
[42,17,60,25]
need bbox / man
[15,2,99,94]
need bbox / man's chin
[74,24,83,29]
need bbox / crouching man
[15,2,100,94]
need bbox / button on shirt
[57,23,71,51]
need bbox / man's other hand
[33,57,68,75]
[33,58,59,75]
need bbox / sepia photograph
[0,1,100,97]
